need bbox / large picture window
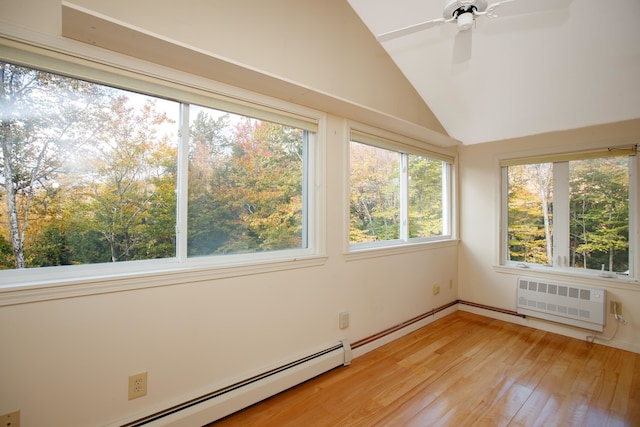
[0,59,316,278]
[502,148,638,279]
[349,131,453,249]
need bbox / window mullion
[442,163,451,237]
[176,103,190,261]
[501,166,510,263]
[301,131,309,250]
[552,162,570,268]
[629,155,638,278]
[400,154,409,241]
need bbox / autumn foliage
[0,62,305,269]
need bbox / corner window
[349,131,453,250]
[502,148,638,279]
[0,59,317,278]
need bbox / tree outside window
[505,154,632,275]
[0,61,310,271]
[349,138,452,248]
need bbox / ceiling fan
[376,0,518,42]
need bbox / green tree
[409,156,444,237]
[187,112,304,255]
[29,226,72,267]
[0,234,14,268]
[187,110,236,256]
[0,62,106,268]
[350,142,400,242]
[570,157,628,272]
[141,141,178,259]
[80,96,177,262]
[507,164,551,264]
[221,118,304,252]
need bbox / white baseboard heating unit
[116,340,352,427]
[516,277,606,331]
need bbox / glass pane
[408,155,445,238]
[187,105,306,256]
[349,141,400,243]
[507,163,553,265]
[0,62,180,270]
[569,157,629,273]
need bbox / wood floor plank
[627,355,640,422]
[211,311,640,427]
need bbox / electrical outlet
[0,410,20,427]
[610,301,622,315]
[433,284,440,295]
[449,279,453,289]
[128,372,147,400]
[339,312,350,329]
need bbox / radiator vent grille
[516,278,606,331]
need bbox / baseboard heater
[117,340,352,427]
[516,277,606,331]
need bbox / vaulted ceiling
[347,0,640,144]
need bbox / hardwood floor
[211,311,640,426]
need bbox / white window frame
[499,146,639,283]
[0,40,327,304]
[347,127,456,254]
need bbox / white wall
[0,116,458,425]
[0,1,458,426]
[2,1,638,425]
[458,119,640,353]
[63,0,447,139]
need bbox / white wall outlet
[433,284,440,295]
[0,410,20,427]
[128,372,148,400]
[339,312,349,329]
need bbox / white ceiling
[347,0,640,144]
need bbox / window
[187,105,308,256]
[349,131,453,249]
[0,58,317,279]
[502,148,638,279]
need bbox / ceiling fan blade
[481,0,572,19]
[376,18,450,43]
[482,0,518,17]
[453,29,472,64]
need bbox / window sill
[0,256,328,307]
[344,239,459,262]
[493,264,640,292]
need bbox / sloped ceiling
[347,0,640,144]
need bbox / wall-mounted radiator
[516,277,606,331]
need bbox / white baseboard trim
[459,303,640,354]
[108,343,348,427]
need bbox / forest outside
[349,141,449,245]
[0,61,307,270]
[507,156,630,274]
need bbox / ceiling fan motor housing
[443,0,488,19]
